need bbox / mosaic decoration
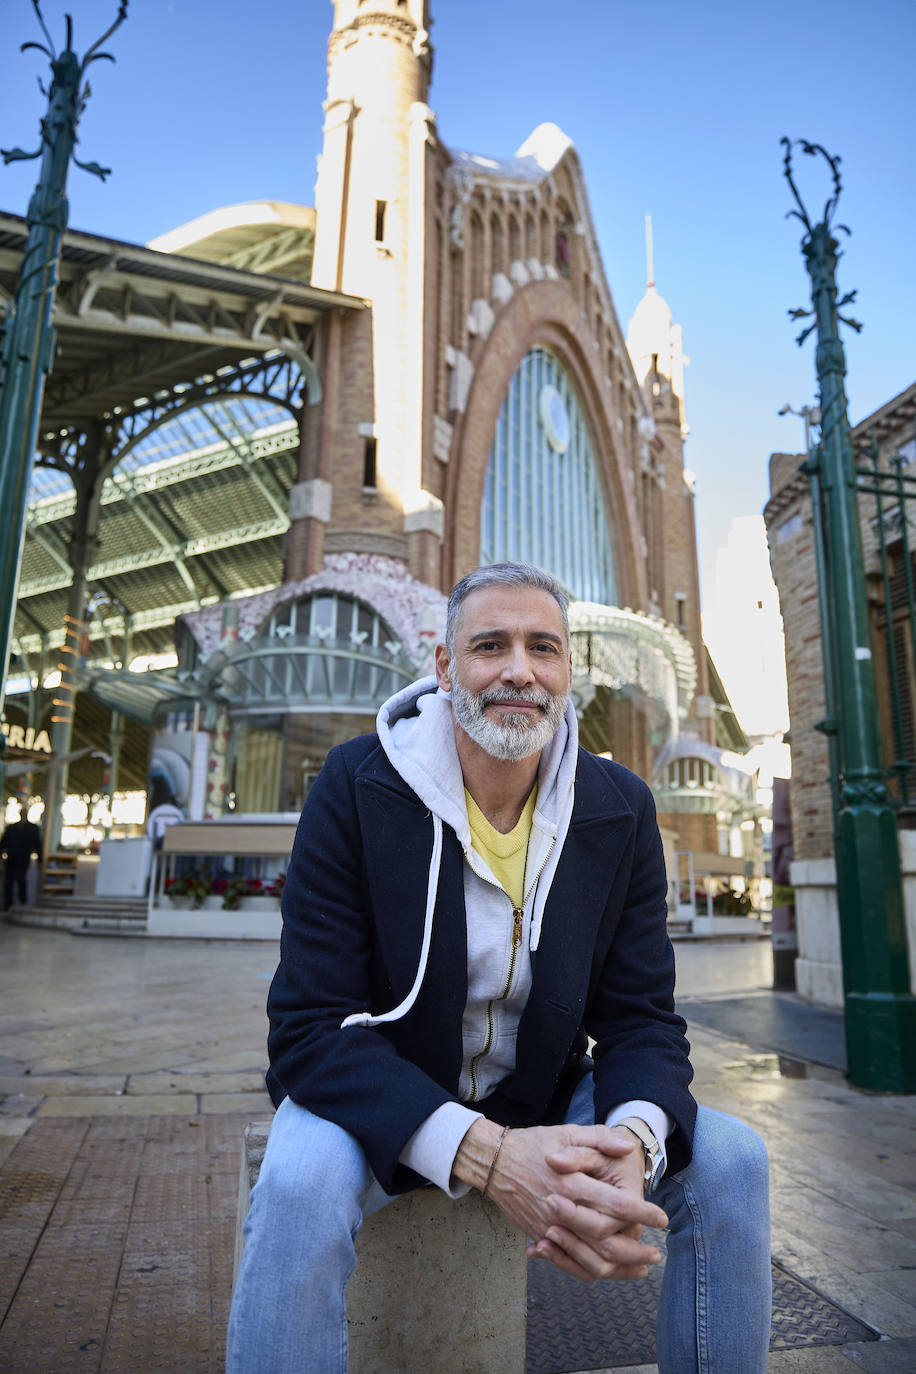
[181,554,447,672]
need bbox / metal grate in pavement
[526,1235,879,1373]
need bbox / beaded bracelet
[483,1125,510,1197]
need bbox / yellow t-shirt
[464,785,538,909]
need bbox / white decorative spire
[626,217,688,429]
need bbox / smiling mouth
[484,694,547,715]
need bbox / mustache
[478,687,552,713]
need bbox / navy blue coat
[267,732,696,1195]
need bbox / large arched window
[480,347,617,605]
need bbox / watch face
[539,384,570,454]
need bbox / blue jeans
[227,1079,771,1374]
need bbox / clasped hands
[453,1119,667,1283]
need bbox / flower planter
[149,895,281,941]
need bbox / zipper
[464,837,555,1101]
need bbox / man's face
[435,585,573,761]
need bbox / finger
[547,1176,668,1231]
[527,1238,599,1283]
[528,1235,642,1283]
[547,1191,667,1241]
[535,1226,660,1281]
[546,1142,636,1173]
[547,1222,662,1270]
[546,1198,661,1259]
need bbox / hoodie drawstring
[340,813,443,1029]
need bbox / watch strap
[616,1115,664,1192]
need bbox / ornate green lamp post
[783,138,916,1090]
[0,2,128,803]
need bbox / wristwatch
[616,1116,664,1193]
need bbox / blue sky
[2,0,914,604]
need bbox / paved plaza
[0,919,914,1372]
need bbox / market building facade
[3,0,761,919]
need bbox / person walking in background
[1,808,43,910]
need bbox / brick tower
[310,0,440,579]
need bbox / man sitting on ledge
[227,562,771,1374]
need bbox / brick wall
[765,453,833,861]
[656,810,719,856]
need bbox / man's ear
[434,643,452,691]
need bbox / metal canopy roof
[0,209,365,675]
[0,206,359,423]
[0,210,362,432]
[147,201,316,283]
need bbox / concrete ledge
[235,1121,526,1373]
[148,906,281,940]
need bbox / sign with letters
[0,721,52,755]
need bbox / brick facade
[764,452,833,861]
[766,386,916,863]
[275,1,719,847]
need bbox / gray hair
[444,562,570,653]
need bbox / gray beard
[449,678,568,761]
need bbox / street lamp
[782,137,916,1091]
[0,1,129,807]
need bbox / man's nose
[501,644,535,685]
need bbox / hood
[375,674,579,847]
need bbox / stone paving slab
[679,991,848,1070]
[200,1091,275,1115]
[36,1092,200,1117]
[126,1070,268,1095]
[0,1074,128,1096]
